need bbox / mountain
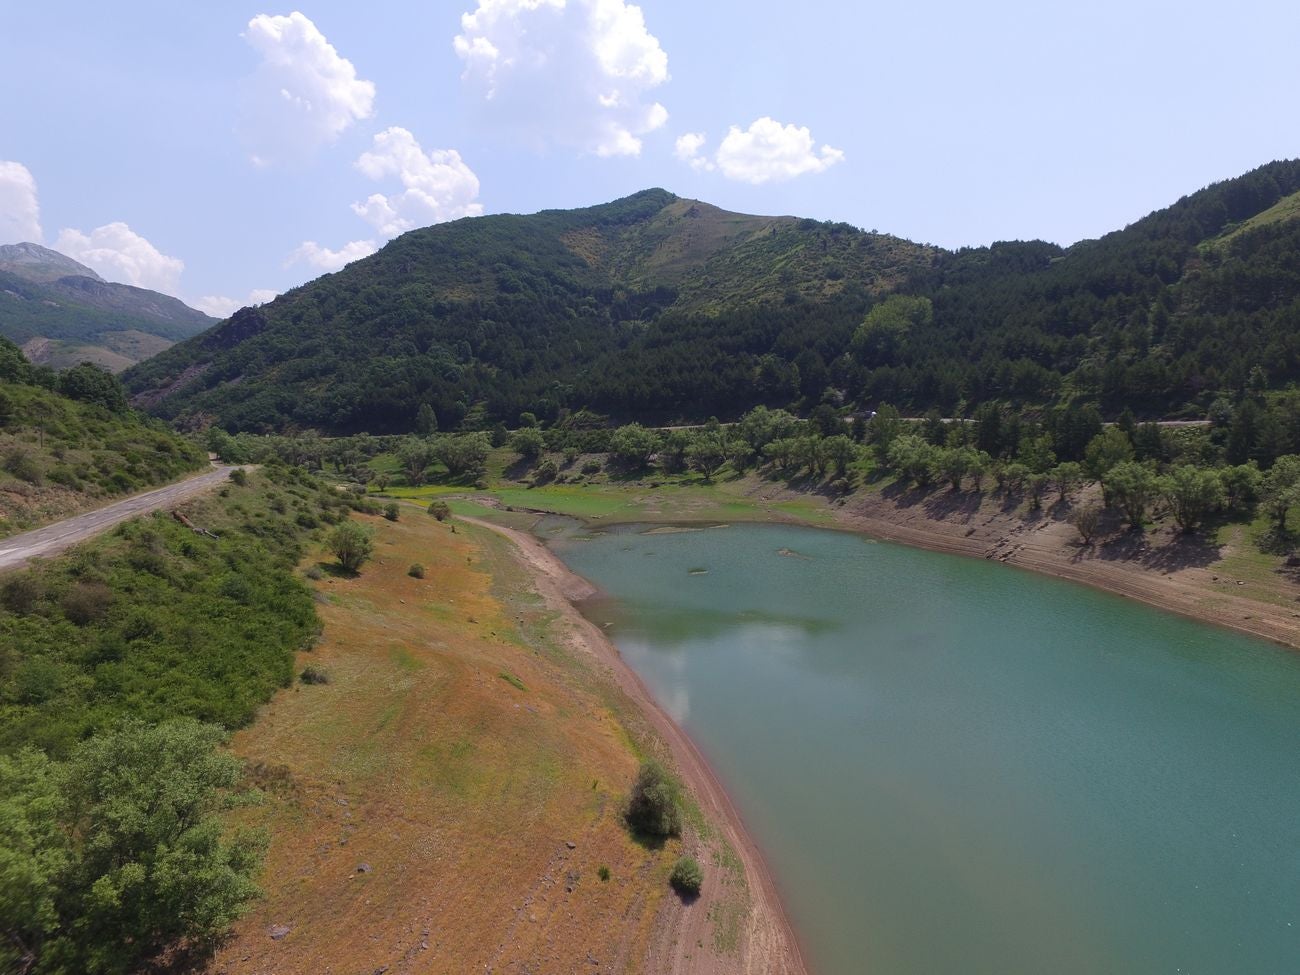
[124,189,937,431]
[124,163,1300,433]
[0,242,105,283]
[0,243,215,372]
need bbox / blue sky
[1,1,1296,315]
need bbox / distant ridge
[124,160,1300,432]
[0,243,215,372]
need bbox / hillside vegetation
[0,336,206,537]
[0,243,214,371]
[125,162,1300,434]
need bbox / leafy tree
[850,295,932,365]
[737,406,798,452]
[55,362,127,413]
[399,440,437,486]
[383,502,400,522]
[686,429,729,482]
[1104,461,1159,529]
[434,432,491,479]
[819,434,859,478]
[0,721,264,975]
[609,424,661,469]
[1220,462,1261,508]
[934,447,971,491]
[865,404,903,456]
[669,856,703,896]
[1071,502,1103,544]
[625,760,681,838]
[1085,428,1135,480]
[1162,466,1225,532]
[887,434,938,488]
[510,427,545,460]
[328,520,374,573]
[414,403,438,436]
[427,500,451,522]
[1052,461,1084,502]
[1261,455,1300,529]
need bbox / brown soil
[205,508,802,975]
[462,516,809,975]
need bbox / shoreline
[460,515,810,975]
[825,486,1300,652]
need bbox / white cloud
[239,11,376,165]
[287,239,377,273]
[711,117,845,184]
[673,132,713,172]
[192,288,278,319]
[0,161,43,244]
[453,0,669,157]
[352,127,483,237]
[54,223,184,295]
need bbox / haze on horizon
[1,0,1295,314]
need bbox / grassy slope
[1212,188,1300,247]
[0,381,206,538]
[211,508,703,974]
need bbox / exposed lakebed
[543,518,1300,974]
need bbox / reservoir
[545,520,1300,974]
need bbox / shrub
[3,447,43,485]
[597,865,611,882]
[328,520,374,574]
[300,665,330,685]
[669,856,703,895]
[626,760,682,838]
[408,563,425,578]
[304,564,324,580]
[383,502,400,521]
[1,576,43,615]
[61,581,114,627]
[534,459,559,484]
[581,460,602,475]
[229,468,248,486]
[428,500,451,522]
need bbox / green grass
[1210,189,1300,249]
[498,671,527,691]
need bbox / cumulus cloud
[0,161,43,244]
[714,117,845,184]
[673,132,713,172]
[453,0,669,157]
[54,223,185,295]
[287,239,377,273]
[352,127,483,236]
[239,11,376,165]
[192,288,278,319]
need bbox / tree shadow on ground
[1087,526,1225,572]
[921,488,983,522]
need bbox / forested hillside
[124,161,1300,433]
[0,336,206,536]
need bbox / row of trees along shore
[212,392,1300,548]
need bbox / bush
[625,760,682,838]
[229,468,248,486]
[669,856,703,895]
[428,500,451,522]
[328,520,374,574]
[61,581,113,627]
[534,458,559,484]
[299,665,330,685]
[581,460,602,475]
[408,563,425,578]
[597,865,611,882]
[304,564,324,580]
[383,502,400,521]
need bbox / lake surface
[544,520,1300,975]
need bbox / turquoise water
[545,520,1300,975]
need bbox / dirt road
[0,465,237,572]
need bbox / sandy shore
[460,516,809,975]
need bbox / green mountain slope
[124,162,1300,433]
[0,243,215,372]
[124,189,937,431]
[0,335,206,536]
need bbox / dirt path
[0,464,236,572]
[460,515,809,975]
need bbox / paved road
[0,465,237,573]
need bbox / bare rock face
[0,242,104,284]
